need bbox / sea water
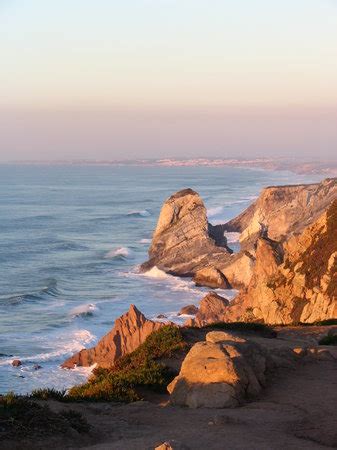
[0,164,322,394]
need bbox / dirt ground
[2,328,337,450]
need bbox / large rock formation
[140,189,232,275]
[224,177,337,245]
[220,200,337,324]
[140,189,254,288]
[62,305,165,369]
[168,331,272,408]
[142,178,336,323]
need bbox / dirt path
[57,358,336,450]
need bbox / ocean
[0,164,322,394]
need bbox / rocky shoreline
[2,176,336,449]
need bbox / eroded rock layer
[62,305,165,369]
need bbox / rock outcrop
[178,305,198,316]
[168,331,270,408]
[140,189,232,277]
[222,199,337,324]
[184,292,229,327]
[62,305,165,369]
[140,188,255,288]
[193,267,231,289]
[224,177,337,245]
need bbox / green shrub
[68,325,187,402]
[30,388,67,401]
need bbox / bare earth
[3,328,337,450]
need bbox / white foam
[139,238,151,244]
[105,246,133,259]
[224,232,241,243]
[142,266,169,279]
[70,303,97,318]
[127,209,151,217]
[0,329,96,366]
[207,206,225,218]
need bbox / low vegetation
[0,392,89,441]
[68,325,187,402]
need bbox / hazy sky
[1,0,337,161]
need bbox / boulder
[12,359,22,367]
[186,292,230,327]
[193,267,231,289]
[178,305,198,316]
[62,305,165,369]
[168,335,267,408]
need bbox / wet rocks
[178,305,198,316]
[12,359,22,367]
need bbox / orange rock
[62,305,165,369]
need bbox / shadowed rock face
[62,305,165,369]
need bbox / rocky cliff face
[221,199,337,324]
[224,177,336,245]
[62,305,165,369]
[142,178,336,322]
[140,188,254,288]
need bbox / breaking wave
[104,247,133,259]
[127,209,151,218]
[0,279,60,305]
[69,303,97,318]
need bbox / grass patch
[319,335,337,346]
[67,325,187,402]
[30,388,67,401]
[0,392,89,440]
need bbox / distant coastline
[2,157,337,176]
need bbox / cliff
[140,188,254,288]
[212,199,337,324]
[142,178,336,323]
[224,177,336,245]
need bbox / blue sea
[0,164,322,394]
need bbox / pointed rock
[62,305,165,369]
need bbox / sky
[0,0,337,161]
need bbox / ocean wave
[69,303,97,318]
[0,329,96,366]
[104,247,133,259]
[207,206,225,218]
[127,209,151,218]
[142,266,170,279]
[0,278,60,305]
[224,232,241,243]
[139,238,151,244]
